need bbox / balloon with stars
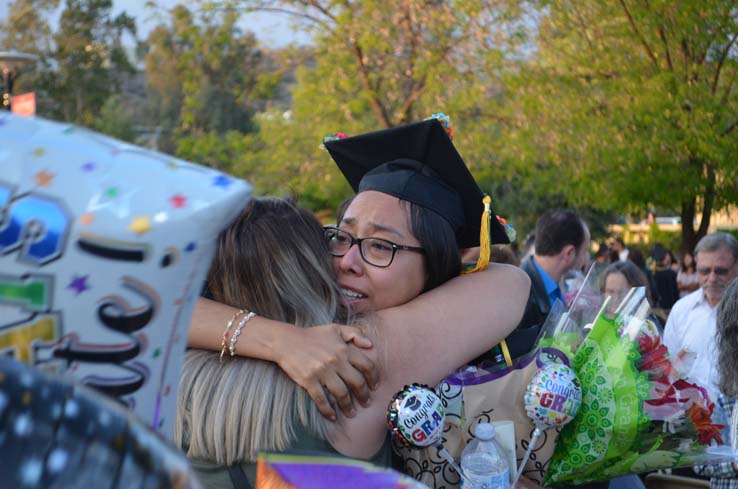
[0,112,251,439]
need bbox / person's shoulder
[491,262,531,288]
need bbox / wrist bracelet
[230,311,257,357]
[220,309,245,362]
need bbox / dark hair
[627,248,647,270]
[615,237,626,247]
[337,195,461,292]
[335,196,353,223]
[595,242,610,259]
[406,201,461,291]
[490,244,520,266]
[599,260,654,305]
[649,243,666,264]
[680,252,695,273]
[599,260,649,289]
[534,209,586,256]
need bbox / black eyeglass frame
[323,226,425,268]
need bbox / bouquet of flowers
[539,285,736,485]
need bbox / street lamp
[0,51,38,111]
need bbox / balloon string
[437,446,470,486]
[512,427,541,488]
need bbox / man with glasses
[664,232,738,401]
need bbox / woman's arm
[188,298,379,419]
[330,263,530,458]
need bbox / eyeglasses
[323,226,425,268]
[696,266,734,277]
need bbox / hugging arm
[188,298,378,419]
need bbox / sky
[0,0,310,48]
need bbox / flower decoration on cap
[497,215,517,243]
[321,132,348,151]
[427,112,454,141]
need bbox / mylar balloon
[524,362,582,429]
[0,113,250,438]
[0,357,204,488]
[514,362,582,486]
[387,384,445,448]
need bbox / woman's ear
[460,246,480,264]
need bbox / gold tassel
[462,195,492,275]
[500,339,513,367]
[462,195,512,368]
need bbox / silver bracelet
[229,311,256,357]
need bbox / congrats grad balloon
[524,362,582,428]
[0,113,251,438]
[387,383,445,448]
[513,362,582,486]
[388,384,470,484]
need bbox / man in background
[506,209,591,360]
[664,232,738,400]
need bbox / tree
[0,0,59,110]
[93,94,135,142]
[143,4,269,166]
[48,0,137,125]
[496,1,738,251]
[208,0,532,215]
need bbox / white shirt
[619,248,629,262]
[663,288,721,400]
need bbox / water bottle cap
[474,422,495,440]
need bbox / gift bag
[395,348,569,488]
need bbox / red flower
[636,334,675,381]
[687,401,724,446]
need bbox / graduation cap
[323,118,510,255]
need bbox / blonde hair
[175,197,347,464]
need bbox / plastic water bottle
[460,423,510,489]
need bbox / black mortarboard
[324,118,509,248]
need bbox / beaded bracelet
[229,311,257,357]
[220,309,245,362]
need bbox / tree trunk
[680,167,715,253]
[681,197,697,253]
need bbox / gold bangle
[220,309,245,362]
[230,311,257,357]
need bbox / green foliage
[647,222,682,254]
[496,0,738,251]
[93,95,135,142]
[0,0,59,106]
[48,0,137,124]
[209,0,536,215]
[143,3,263,161]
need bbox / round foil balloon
[0,113,250,438]
[524,363,582,429]
[387,384,445,448]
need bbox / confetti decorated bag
[0,113,251,438]
[394,348,568,488]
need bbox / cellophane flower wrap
[537,279,736,485]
